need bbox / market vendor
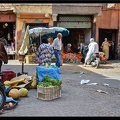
[64,43,73,53]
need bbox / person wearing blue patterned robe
[36,37,54,66]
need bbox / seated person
[64,43,73,53]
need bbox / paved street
[1,60,120,116]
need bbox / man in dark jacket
[79,42,88,64]
[0,41,8,72]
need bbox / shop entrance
[99,28,117,60]
[0,22,15,46]
[62,28,85,53]
[57,15,92,53]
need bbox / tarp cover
[36,66,60,83]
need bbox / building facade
[52,3,106,53]
[3,3,119,60]
[96,3,120,60]
[12,4,53,57]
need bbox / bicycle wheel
[0,88,6,110]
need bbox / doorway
[99,28,117,60]
[0,22,15,45]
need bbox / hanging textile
[18,25,29,55]
[7,24,11,40]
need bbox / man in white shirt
[84,38,99,66]
[51,33,62,67]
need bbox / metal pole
[22,61,24,74]
[40,32,41,45]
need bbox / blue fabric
[0,96,18,105]
[36,66,60,83]
[6,96,18,104]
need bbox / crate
[37,85,61,100]
[1,70,16,83]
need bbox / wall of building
[13,4,53,53]
[13,4,52,14]
[16,14,53,40]
[84,29,91,45]
[15,13,53,53]
[52,4,103,15]
[96,3,120,59]
[0,13,16,22]
[96,8,118,42]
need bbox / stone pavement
[1,60,120,116]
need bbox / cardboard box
[25,54,36,64]
[37,85,61,100]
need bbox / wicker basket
[37,85,61,100]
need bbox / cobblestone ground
[0,60,120,116]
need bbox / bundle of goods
[2,87,28,110]
[25,53,37,64]
[3,74,33,89]
[61,52,82,63]
[2,96,18,110]
[99,52,107,64]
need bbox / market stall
[61,52,83,63]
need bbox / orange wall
[96,4,120,58]
[96,9,118,42]
[0,13,16,22]
[96,10,118,28]
[16,13,53,41]
[15,13,53,53]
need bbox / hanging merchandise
[7,24,11,40]
[3,23,8,29]
[7,33,10,40]
[18,25,29,55]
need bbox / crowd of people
[0,31,112,70]
[34,32,112,68]
[35,33,63,68]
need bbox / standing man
[79,42,88,64]
[51,33,62,67]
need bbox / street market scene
[0,3,120,116]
